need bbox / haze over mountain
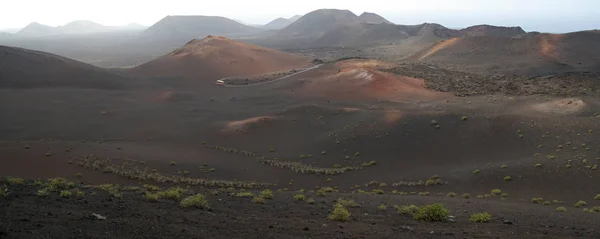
[14,21,146,37]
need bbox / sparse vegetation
[60,190,72,198]
[305,198,315,204]
[235,192,254,197]
[413,203,450,222]
[574,200,587,208]
[157,187,186,200]
[372,189,384,194]
[180,194,209,209]
[259,189,274,199]
[169,161,176,166]
[491,189,501,196]
[377,204,387,211]
[37,188,49,197]
[418,191,430,196]
[556,206,567,212]
[472,169,480,174]
[395,205,420,215]
[594,194,600,200]
[252,196,266,204]
[447,192,456,198]
[6,177,24,185]
[462,193,471,199]
[504,176,512,181]
[0,185,9,197]
[469,213,492,223]
[337,198,357,207]
[531,197,544,204]
[293,193,305,201]
[328,203,350,222]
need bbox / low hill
[358,12,392,24]
[58,20,110,35]
[140,15,262,44]
[289,15,303,22]
[278,9,360,37]
[410,30,600,75]
[458,25,526,37]
[16,22,57,37]
[263,18,292,30]
[128,36,310,81]
[0,45,130,89]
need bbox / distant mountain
[264,18,292,30]
[15,21,146,37]
[128,35,309,82]
[278,9,360,37]
[140,15,262,45]
[16,22,57,37]
[0,45,130,89]
[289,15,303,22]
[358,12,392,24]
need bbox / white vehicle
[215,80,225,85]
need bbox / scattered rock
[503,220,513,225]
[303,227,309,231]
[399,226,414,232]
[91,213,107,220]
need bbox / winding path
[217,64,324,88]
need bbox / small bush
[461,116,468,121]
[293,194,305,201]
[169,161,176,166]
[543,201,551,205]
[377,204,387,211]
[501,165,507,169]
[327,178,332,182]
[305,198,315,204]
[556,206,567,212]
[337,198,357,207]
[594,194,600,200]
[157,187,186,200]
[535,164,542,168]
[418,192,430,196]
[447,192,456,198]
[462,193,471,199]
[0,185,7,197]
[75,189,85,197]
[501,193,508,198]
[469,212,492,223]
[143,184,160,191]
[328,203,350,222]
[7,177,24,185]
[60,190,72,198]
[37,188,49,197]
[395,205,419,215]
[235,192,254,197]
[372,189,384,194]
[180,194,209,208]
[574,200,587,208]
[491,189,501,195]
[145,192,160,201]
[531,197,544,204]
[472,169,480,174]
[252,196,266,204]
[504,176,512,181]
[477,195,484,199]
[75,173,83,178]
[259,189,274,199]
[413,203,450,221]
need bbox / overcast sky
[1,0,599,33]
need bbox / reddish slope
[128,36,310,81]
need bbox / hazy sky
[1,0,599,33]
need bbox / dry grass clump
[469,212,492,223]
[328,203,350,222]
[413,203,450,221]
[180,194,209,209]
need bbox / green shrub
[418,192,430,196]
[235,192,254,197]
[501,165,507,169]
[259,189,274,199]
[594,194,600,200]
[472,169,480,174]
[143,184,160,191]
[0,185,9,197]
[531,197,544,204]
[543,201,551,205]
[305,198,315,204]
[47,177,71,192]
[169,161,176,166]
[413,203,450,221]
[7,177,24,185]
[574,200,587,208]
[504,176,512,181]
[252,196,265,204]
[157,187,186,200]
[535,164,542,168]
[328,203,350,222]
[75,173,83,178]
[60,190,72,198]
[180,194,208,208]
[490,189,501,195]
[469,212,492,223]
[145,192,160,201]
[447,192,456,198]
[377,204,387,211]
[37,188,49,197]
[372,189,384,194]
[477,195,484,199]
[293,194,305,201]
[395,205,419,215]
[501,193,508,198]
[556,206,566,212]
[591,206,600,213]
[337,198,357,207]
[462,193,471,199]
[75,190,85,197]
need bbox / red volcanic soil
[127,36,311,82]
[296,59,451,101]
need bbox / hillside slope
[410,30,600,75]
[0,45,130,89]
[128,36,310,81]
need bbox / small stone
[502,220,513,225]
[303,227,309,231]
